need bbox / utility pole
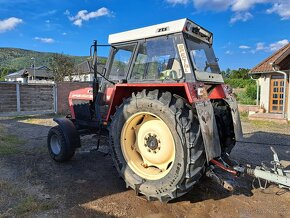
[31,57,36,81]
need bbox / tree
[0,67,16,81]
[228,68,250,79]
[49,54,75,82]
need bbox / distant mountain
[0,48,89,71]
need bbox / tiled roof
[5,66,53,78]
[249,43,290,74]
[74,60,105,75]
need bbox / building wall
[6,77,25,83]
[56,81,90,114]
[64,73,94,82]
[259,73,290,120]
[288,81,290,121]
[258,74,271,112]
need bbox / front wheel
[110,90,206,202]
[47,126,75,162]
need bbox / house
[249,43,290,122]
[64,60,105,82]
[5,66,54,83]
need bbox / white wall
[6,78,25,83]
[288,79,290,121]
[259,73,290,120]
[64,73,94,82]
[258,74,270,112]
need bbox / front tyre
[47,126,75,162]
[110,90,206,202]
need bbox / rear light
[197,87,204,96]
[194,84,208,99]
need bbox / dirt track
[0,115,290,217]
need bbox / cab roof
[108,18,212,45]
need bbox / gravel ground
[0,115,289,217]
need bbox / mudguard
[195,100,221,162]
[53,118,81,148]
[224,96,243,141]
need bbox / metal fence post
[53,84,57,114]
[16,83,21,112]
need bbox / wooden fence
[0,82,90,116]
[0,82,55,114]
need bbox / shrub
[245,84,257,100]
[236,89,256,105]
[224,78,255,88]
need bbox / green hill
[0,48,89,71]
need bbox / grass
[239,111,249,122]
[13,196,55,215]
[250,119,289,128]
[0,125,23,155]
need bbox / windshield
[186,38,220,74]
[130,36,183,81]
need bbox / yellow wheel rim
[121,112,176,180]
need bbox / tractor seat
[159,70,178,80]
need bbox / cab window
[130,36,183,81]
[109,44,136,81]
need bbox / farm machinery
[47,18,290,202]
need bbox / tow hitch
[208,147,290,191]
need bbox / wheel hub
[50,134,61,155]
[145,134,159,150]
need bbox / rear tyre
[110,90,206,202]
[212,100,236,154]
[47,126,75,162]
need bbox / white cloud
[267,2,290,20]
[252,39,289,53]
[230,11,253,24]
[256,42,265,51]
[269,39,289,51]
[62,32,67,36]
[166,0,189,4]
[225,50,233,55]
[231,0,270,12]
[239,45,251,49]
[165,0,290,23]
[0,17,23,33]
[64,10,70,16]
[193,0,232,11]
[68,7,111,27]
[34,37,55,43]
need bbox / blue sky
[0,0,289,70]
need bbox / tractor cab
[103,18,223,85]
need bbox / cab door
[98,43,137,120]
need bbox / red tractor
[47,18,243,202]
